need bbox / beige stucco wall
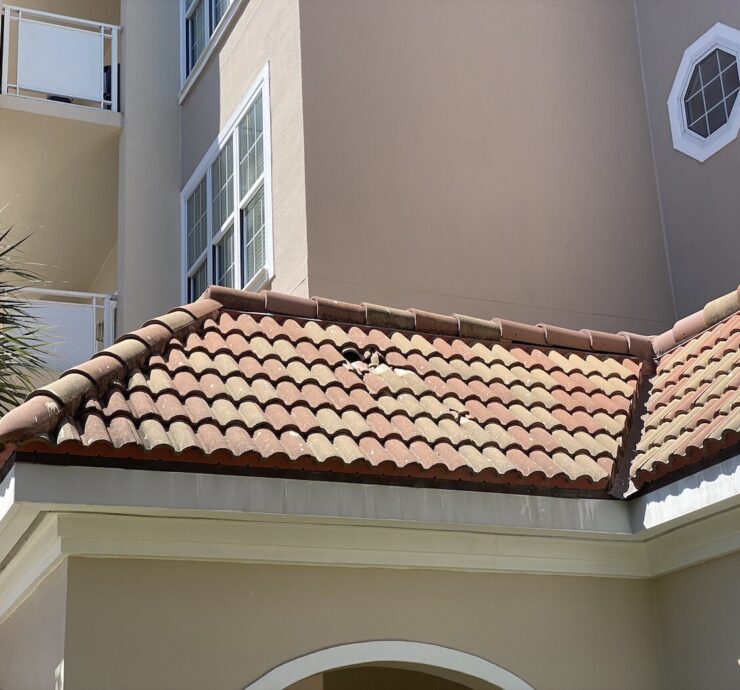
[13,0,119,24]
[0,563,67,690]
[633,0,740,318]
[0,109,118,291]
[62,557,663,690]
[654,551,740,690]
[180,0,309,298]
[298,0,675,334]
[116,0,181,332]
[88,242,117,294]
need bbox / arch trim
[242,640,535,690]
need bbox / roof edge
[652,284,740,356]
[202,286,654,359]
[0,299,222,449]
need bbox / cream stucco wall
[0,563,67,690]
[180,0,309,298]
[116,0,181,332]
[298,0,675,334]
[62,557,664,690]
[633,0,740,318]
[653,551,740,690]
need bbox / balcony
[24,288,117,374]
[1,4,121,125]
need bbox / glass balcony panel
[23,288,117,373]
[1,5,121,111]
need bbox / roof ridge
[652,284,740,356]
[0,299,221,453]
[202,285,655,359]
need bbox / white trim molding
[668,22,740,162]
[1,454,739,626]
[179,0,245,103]
[242,641,535,690]
[180,63,274,301]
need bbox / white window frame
[668,23,740,162]
[180,64,273,301]
[179,0,244,97]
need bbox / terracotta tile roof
[0,284,737,496]
[630,290,740,488]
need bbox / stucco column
[117,0,181,332]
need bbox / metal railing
[1,5,120,111]
[22,288,117,372]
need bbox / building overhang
[1,452,739,626]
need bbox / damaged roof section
[0,284,737,497]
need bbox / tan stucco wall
[116,0,181,331]
[633,0,740,317]
[0,563,67,690]
[14,0,119,24]
[654,551,740,690]
[62,557,663,690]
[180,0,309,297]
[88,242,117,294]
[0,108,119,291]
[299,0,675,334]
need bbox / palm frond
[0,229,48,413]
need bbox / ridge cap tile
[537,323,591,351]
[409,308,458,336]
[454,314,502,341]
[653,282,740,357]
[363,302,416,330]
[313,296,365,324]
[617,331,655,359]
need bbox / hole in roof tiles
[341,347,363,364]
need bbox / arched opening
[243,641,535,690]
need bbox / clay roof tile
[1,283,737,495]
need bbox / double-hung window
[184,0,234,76]
[183,70,271,301]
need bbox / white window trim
[179,0,245,103]
[180,64,274,302]
[668,22,740,162]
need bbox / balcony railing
[1,5,120,111]
[23,288,117,372]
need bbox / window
[183,0,234,77]
[668,23,740,162]
[182,69,272,300]
[684,49,739,137]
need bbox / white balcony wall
[25,289,116,372]
[17,18,103,101]
[2,5,120,111]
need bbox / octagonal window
[668,24,740,161]
[684,49,740,138]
